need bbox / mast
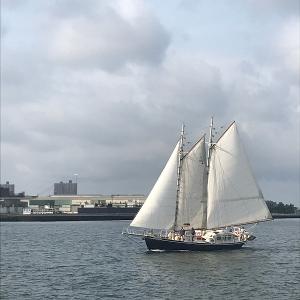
[207,116,214,168]
[173,123,185,230]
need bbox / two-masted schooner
[124,118,272,251]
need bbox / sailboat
[124,118,272,251]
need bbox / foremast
[207,116,214,169]
[173,124,185,230]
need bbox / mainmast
[207,116,214,168]
[173,123,185,230]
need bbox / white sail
[130,141,180,230]
[177,136,207,228]
[207,122,272,229]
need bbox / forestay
[177,136,208,229]
[207,122,272,229]
[130,141,180,230]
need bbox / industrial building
[1,180,145,215]
[54,180,77,195]
[0,181,15,196]
[27,194,146,213]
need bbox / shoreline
[271,213,300,219]
[0,213,136,222]
[0,213,299,222]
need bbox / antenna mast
[173,123,185,231]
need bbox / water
[0,219,299,300]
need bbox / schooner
[124,118,272,251]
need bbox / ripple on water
[0,219,299,300]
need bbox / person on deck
[191,227,195,241]
[179,227,185,240]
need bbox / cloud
[247,0,300,16]
[275,17,300,76]
[48,1,170,71]
[1,0,299,205]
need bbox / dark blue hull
[144,237,244,251]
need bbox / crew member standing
[179,227,185,240]
[191,227,195,241]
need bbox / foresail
[177,136,207,228]
[130,141,180,230]
[207,122,272,229]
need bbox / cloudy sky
[1,0,299,205]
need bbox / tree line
[266,200,298,214]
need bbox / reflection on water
[0,219,299,300]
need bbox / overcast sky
[1,0,299,205]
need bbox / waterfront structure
[0,194,145,217]
[0,181,28,214]
[0,198,28,214]
[28,194,145,213]
[54,180,77,195]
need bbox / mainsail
[177,136,207,229]
[130,141,180,230]
[206,122,272,229]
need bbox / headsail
[206,122,272,229]
[130,141,180,230]
[177,136,208,228]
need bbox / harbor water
[1,219,299,299]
